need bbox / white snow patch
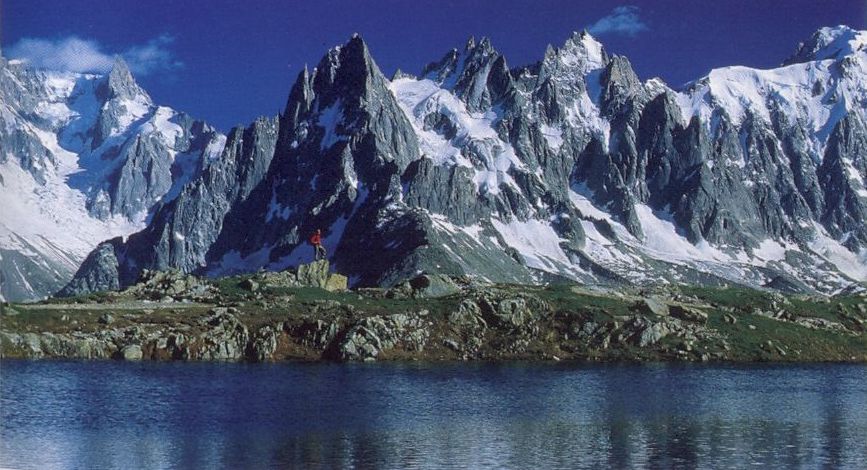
[568,184,613,221]
[808,222,867,280]
[491,218,576,273]
[143,106,183,145]
[318,99,347,150]
[804,26,867,62]
[109,94,152,136]
[633,204,729,264]
[430,213,483,240]
[752,239,789,263]
[389,78,525,195]
[541,124,563,151]
[0,157,143,268]
[204,134,227,161]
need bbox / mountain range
[1,25,866,301]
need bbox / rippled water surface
[1,361,866,469]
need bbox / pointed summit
[421,48,460,84]
[465,36,476,51]
[562,30,608,69]
[343,33,375,64]
[96,56,148,102]
[282,65,314,131]
[538,29,609,78]
[310,34,386,106]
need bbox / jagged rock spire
[96,56,148,102]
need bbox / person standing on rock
[310,229,327,261]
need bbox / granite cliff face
[24,26,867,296]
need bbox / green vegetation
[2,276,865,363]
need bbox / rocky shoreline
[2,262,865,363]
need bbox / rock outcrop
[3,282,866,363]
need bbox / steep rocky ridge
[48,25,867,295]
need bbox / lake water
[1,361,866,469]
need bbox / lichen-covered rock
[448,299,487,329]
[240,279,259,292]
[297,260,330,288]
[249,326,279,362]
[325,274,348,292]
[194,310,250,361]
[636,321,670,347]
[122,270,215,301]
[336,312,430,361]
[120,344,143,361]
[670,305,709,324]
[638,297,670,317]
[479,294,549,329]
[258,270,298,287]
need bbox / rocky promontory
[2,261,865,363]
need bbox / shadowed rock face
[60,27,867,296]
[57,240,122,297]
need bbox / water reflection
[2,362,865,469]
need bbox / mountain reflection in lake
[2,361,865,469]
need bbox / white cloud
[587,6,649,37]
[5,35,182,76]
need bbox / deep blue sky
[3,0,864,132]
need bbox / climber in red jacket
[309,229,326,261]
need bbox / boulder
[258,270,298,287]
[240,279,259,292]
[98,313,114,324]
[385,282,414,299]
[122,269,215,300]
[120,344,143,361]
[670,305,708,324]
[336,313,430,361]
[637,322,669,347]
[637,297,670,317]
[300,319,341,350]
[338,323,384,361]
[325,274,348,292]
[494,298,532,327]
[408,274,460,298]
[448,300,487,329]
[297,260,330,288]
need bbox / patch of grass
[680,286,775,312]
[2,307,97,333]
[708,310,866,361]
[213,276,254,301]
[539,284,632,318]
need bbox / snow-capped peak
[552,30,608,74]
[785,25,867,65]
[0,58,225,301]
